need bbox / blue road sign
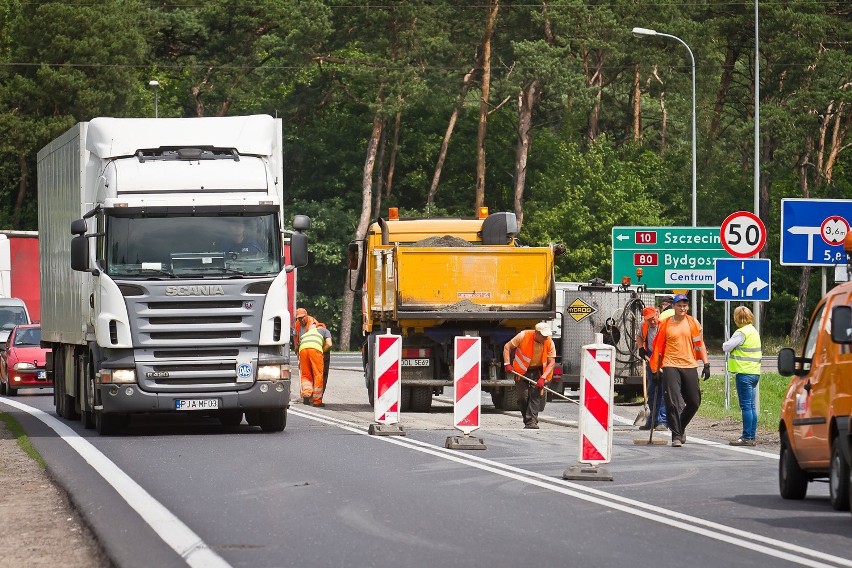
[714,258,771,302]
[781,199,852,266]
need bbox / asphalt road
[2,356,849,568]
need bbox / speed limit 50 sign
[720,211,766,258]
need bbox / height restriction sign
[720,211,766,258]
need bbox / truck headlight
[13,362,36,370]
[99,369,136,384]
[258,365,290,381]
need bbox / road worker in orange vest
[502,322,556,429]
[295,307,329,407]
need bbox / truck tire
[779,431,808,500]
[95,411,127,436]
[409,387,432,412]
[400,386,412,412]
[219,410,244,428]
[501,386,520,411]
[259,408,287,432]
[81,359,95,430]
[5,383,16,397]
[829,437,850,511]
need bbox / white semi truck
[37,115,309,434]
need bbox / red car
[0,324,51,396]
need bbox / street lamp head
[632,27,658,38]
[148,80,159,88]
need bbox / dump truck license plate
[402,358,429,367]
[175,399,219,410]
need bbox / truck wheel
[829,437,850,511]
[490,389,503,409]
[366,377,375,407]
[501,386,520,411]
[5,384,16,397]
[546,381,565,402]
[779,431,808,500]
[409,387,432,412]
[81,359,96,430]
[219,410,244,428]
[245,410,261,426]
[95,411,127,436]
[400,386,412,412]
[259,409,287,432]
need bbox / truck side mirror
[347,242,361,270]
[777,347,796,377]
[70,235,89,271]
[288,232,308,270]
[293,215,311,232]
[71,218,87,235]
[830,305,852,344]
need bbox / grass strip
[0,411,46,468]
[699,372,787,431]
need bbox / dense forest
[1,1,849,349]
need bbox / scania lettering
[37,116,309,435]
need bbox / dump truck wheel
[830,437,850,511]
[501,387,520,411]
[409,387,432,412]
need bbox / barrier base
[445,434,487,450]
[369,423,406,436]
[633,437,668,445]
[562,464,613,481]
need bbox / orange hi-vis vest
[511,330,554,380]
[649,315,705,374]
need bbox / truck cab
[777,233,852,511]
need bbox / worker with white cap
[502,322,556,429]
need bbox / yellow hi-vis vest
[728,324,762,374]
[299,326,324,353]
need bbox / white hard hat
[535,322,552,337]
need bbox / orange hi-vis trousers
[299,348,325,404]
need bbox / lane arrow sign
[746,277,769,297]
[616,234,629,242]
[716,277,739,296]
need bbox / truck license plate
[402,358,430,367]
[37,371,46,379]
[175,399,219,411]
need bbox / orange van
[777,235,852,511]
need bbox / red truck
[0,231,40,322]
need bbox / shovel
[633,359,649,426]
[511,370,579,406]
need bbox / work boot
[638,424,651,431]
[655,424,669,431]
[671,439,683,447]
[524,423,539,429]
[312,401,326,408]
[729,438,756,446]
[302,396,311,405]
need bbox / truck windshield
[105,214,281,278]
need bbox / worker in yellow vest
[723,306,762,446]
[298,322,327,407]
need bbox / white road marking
[292,407,851,568]
[0,398,231,568]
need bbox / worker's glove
[702,364,711,381]
[638,347,648,359]
[536,377,546,389]
[503,364,513,376]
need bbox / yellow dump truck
[349,209,559,411]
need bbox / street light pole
[148,80,160,118]
[632,27,697,314]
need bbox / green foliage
[699,372,787,432]
[0,1,847,339]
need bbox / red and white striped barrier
[446,336,486,450]
[453,336,481,435]
[373,332,402,426]
[577,335,615,465]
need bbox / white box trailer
[37,116,309,434]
